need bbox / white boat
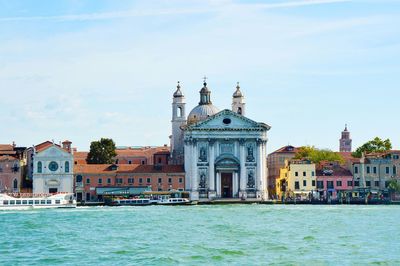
[157,198,191,205]
[0,193,77,210]
[110,198,151,206]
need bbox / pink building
[316,161,354,200]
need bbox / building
[170,80,271,201]
[32,141,74,194]
[276,159,316,200]
[316,161,354,200]
[267,145,298,198]
[73,146,170,165]
[0,143,27,192]
[352,151,400,191]
[339,125,352,152]
[74,164,185,202]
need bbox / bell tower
[232,82,245,115]
[171,81,186,164]
[339,124,352,152]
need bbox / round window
[48,161,59,172]
[223,118,231,125]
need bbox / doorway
[221,173,233,198]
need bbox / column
[256,140,262,199]
[208,140,216,200]
[239,139,246,198]
[184,141,192,191]
[191,140,199,201]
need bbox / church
[170,79,271,201]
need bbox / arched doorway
[215,155,240,198]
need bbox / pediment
[37,145,70,157]
[185,109,270,131]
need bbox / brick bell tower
[339,124,352,152]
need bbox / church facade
[32,141,74,194]
[171,80,270,201]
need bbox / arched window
[76,175,83,183]
[38,161,42,173]
[13,179,18,190]
[237,107,242,115]
[65,161,70,173]
[178,107,182,117]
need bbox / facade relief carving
[246,143,255,162]
[247,169,255,189]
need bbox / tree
[352,137,392,158]
[86,138,117,164]
[294,146,344,164]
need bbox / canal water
[1,205,399,265]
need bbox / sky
[0,0,399,153]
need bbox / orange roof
[270,145,298,154]
[35,141,56,152]
[0,155,18,161]
[74,164,184,174]
[0,144,13,151]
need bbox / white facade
[33,145,74,194]
[184,109,270,201]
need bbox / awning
[96,186,151,196]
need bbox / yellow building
[276,159,316,200]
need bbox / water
[1,205,400,265]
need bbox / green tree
[352,137,392,158]
[387,179,400,193]
[294,146,344,164]
[86,138,117,164]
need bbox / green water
[1,205,399,265]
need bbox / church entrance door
[221,173,233,198]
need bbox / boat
[156,197,191,205]
[0,193,77,210]
[109,198,151,206]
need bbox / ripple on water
[0,205,400,265]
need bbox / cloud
[0,0,351,22]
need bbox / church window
[65,161,70,173]
[178,107,183,118]
[237,107,242,115]
[223,118,231,125]
[13,179,18,190]
[37,162,42,173]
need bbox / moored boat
[156,198,191,205]
[109,198,151,206]
[0,193,77,210]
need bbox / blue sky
[0,0,399,153]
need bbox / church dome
[188,104,219,124]
[187,80,219,124]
